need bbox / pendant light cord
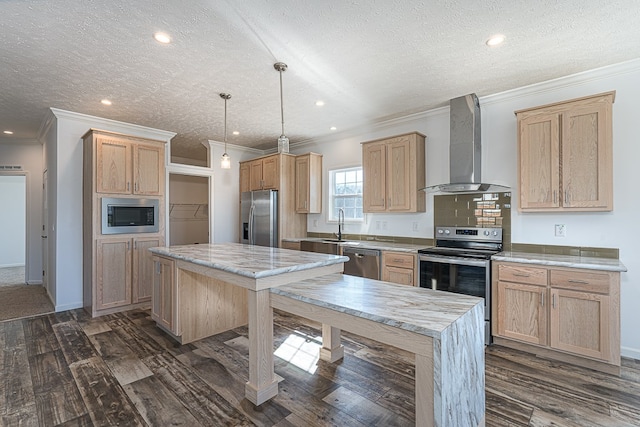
[279,69,285,136]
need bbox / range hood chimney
[423,93,509,193]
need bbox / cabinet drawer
[498,263,547,286]
[383,252,415,269]
[550,269,610,294]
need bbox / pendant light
[219,93,231,169]
[274,62,289,153]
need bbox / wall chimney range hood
[422,93,509,193]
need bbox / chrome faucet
[336,208,345,241]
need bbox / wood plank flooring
[1,308,639,426]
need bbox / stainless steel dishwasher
[342,246,381,280]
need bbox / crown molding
[205,139,264,155]
[48,108,177,142]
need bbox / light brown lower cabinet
[493,261,620,373]
[382,251,417,286]
[280,241,301,251]
[94,236,162,313]
[152,255,177,333]
[151,255,248,344]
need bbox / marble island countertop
[493,251,627,272]
[149,242,349,279]
[271,273,483,338]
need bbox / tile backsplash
[434,192,512,250]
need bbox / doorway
[168,174,211,245]
[0,174,26,287]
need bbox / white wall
[42,109,175,311]
[294,59,640,359]
[0,142,43,283]
[0,175,26,267]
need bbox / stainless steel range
[418,226,503,344]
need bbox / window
[329,167,363,221]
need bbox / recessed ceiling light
[101,99,112,106]
[154,32,172,44]
[330,126,337,131]
[315,100,325,107]
[486,34,505,47]
[3,130,13,135]
[232,131,239,135]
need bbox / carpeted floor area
[0,284,54,322]
[0,265,25,287]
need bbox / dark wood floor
[1,308,639,426]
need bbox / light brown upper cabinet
[295,153,322,213]
[516,91,615,212]
[93,131,164,195]
[241,154,280,192]
[362,132,426,213]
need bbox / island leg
[245,289,279,405]
[319,324,344,362]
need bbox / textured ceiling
[1,0,640,160]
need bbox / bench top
[271,273,483,339]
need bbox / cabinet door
[387,137,412,211]
[132,237,162,303]
[152,256,177,333]
[561,103,612,210]
[383,266,414,286]
[295,155,310,212]
[133,143,163,195]
[249,160,264,191]
[96,238,132,310]
[239,162,251,194]
[262,156,279,190]
[518,113,560,210]
[550,288,610,361]
[496,281,547,346]
[96,137,132,194]
[363,142,387,212]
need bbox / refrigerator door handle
[248,204,255,245]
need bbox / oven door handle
[419,254,489,267]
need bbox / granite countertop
[149,242,349,279]
[284,237,427,253]
[271,273,483,339]
[492,251,627,272]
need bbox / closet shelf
[169,203,208,220]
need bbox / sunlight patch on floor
[274,331,322,374]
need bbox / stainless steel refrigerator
[240,190,278,247]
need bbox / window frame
[328,166,364,223]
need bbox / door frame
[0,171,29,282]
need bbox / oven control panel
[435,227,502,242]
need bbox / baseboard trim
[54,302,83,312]
[26,280,43,285]
[621,346,640,361]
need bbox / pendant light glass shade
[274,62,289,153]
[219,93,231,169]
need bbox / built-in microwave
[101,197,159,235]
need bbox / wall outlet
[555,224,566,237]
[412,222,419,232]
[382,221,387,231]
[313,219,318,228]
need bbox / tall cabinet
[83,129,166,317]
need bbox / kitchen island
[148,242,348,406]
[149,243,485,425]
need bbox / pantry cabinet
[492,260,620,372]
[382,251,416,286]
[83,129,167,317]
[295,153,322,213]
[362,132,426,213]
[516,91,615,212]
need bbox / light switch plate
[555,224,566,237]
